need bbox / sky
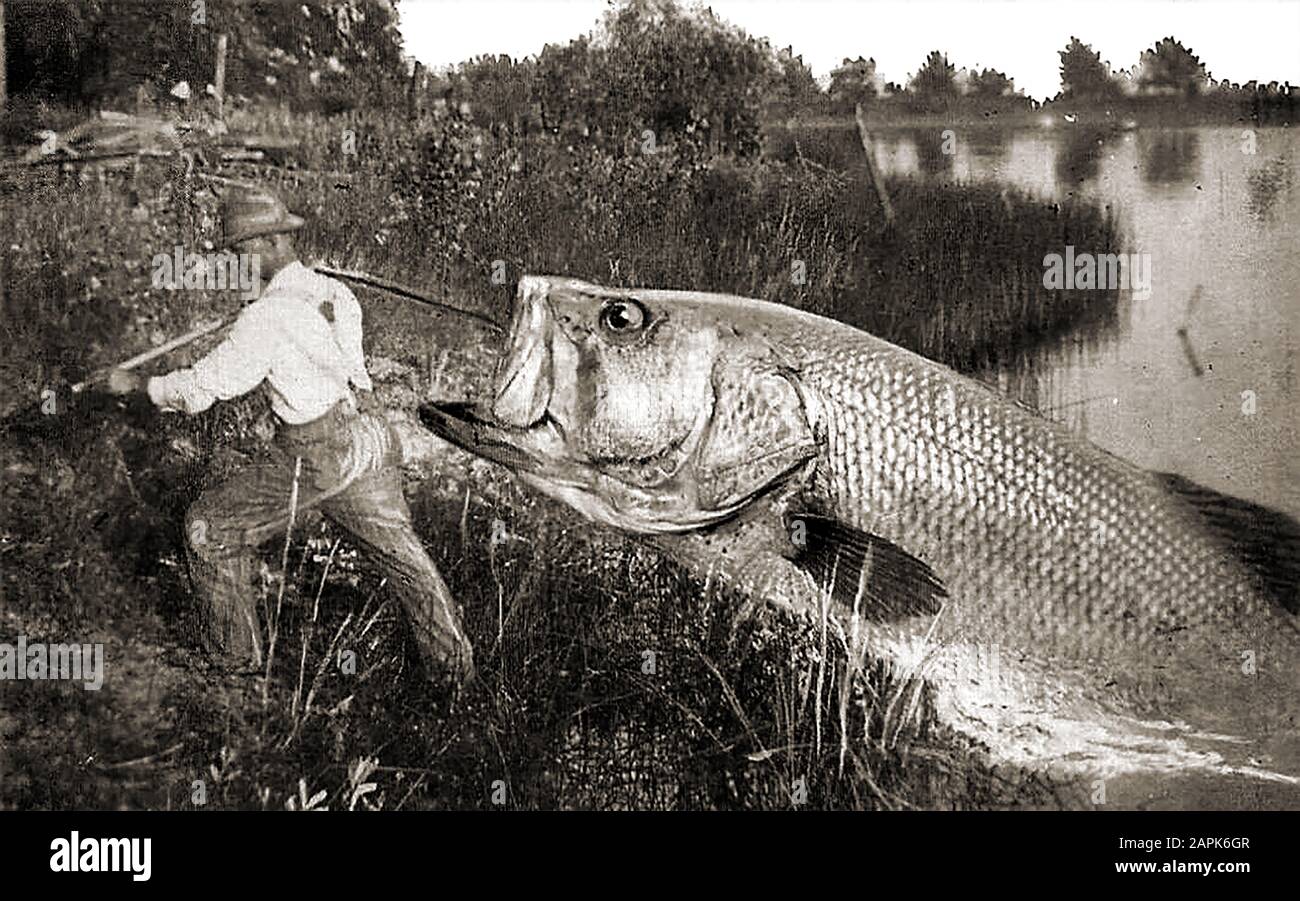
[397,0,1300,100]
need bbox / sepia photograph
[0,0,1297,876]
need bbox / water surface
[867,125,1298,518]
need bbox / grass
[0,101,1118,809]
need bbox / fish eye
[598,300,648,335]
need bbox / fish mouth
[422,276,569,470]
[419,399,559,472]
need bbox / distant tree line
[805,36,1294,122]
[2,0,1295,145]
[437,10,1295,140]
[1056,36,1296,123]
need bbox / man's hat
[222,188,305,247]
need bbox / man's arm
[108,306,276,413]
[331,282,373,392]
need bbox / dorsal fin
[784,513,947,621]
[1157,472,1300,614]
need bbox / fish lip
[420,400,545,470]
[422,400,487,428]
[490,276,554,428]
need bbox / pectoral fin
[785,513,947,621]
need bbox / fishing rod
[65,266,498,394]
[314,266,502,333]
[71,317,230,394]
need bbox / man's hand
[105,369,144,396]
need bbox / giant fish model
[422,276,1300,802]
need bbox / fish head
[422,276,819,534]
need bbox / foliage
[1137,37,1208,97]
[968,68,1015,99]
[912,51,957,98]
[828,57,879,113]
[1,0,407,112]
[446,54,536,128]
[528,0,780,157]
[390,99,488,270]
[1058,37,1115,101]
[2,0,97,98]
[768,47,821,106]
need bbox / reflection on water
[872,126,1299,518]
[1056,127,1112,187]
[964,128,1010,163]
[906,128,955,179]
[1138,129,1203,187]
[1247,156,1294,220]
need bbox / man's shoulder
[264,262,358,306]
[319,269,359,304]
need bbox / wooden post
[408,61,422,119]
[0,0,8,117]
[213,33,227,122]
[0,241,7,325]
[854,103,896,228]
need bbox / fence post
[213,33,228,123]
[855,103,896,228]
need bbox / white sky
[397,0,1300,100]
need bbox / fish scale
[792,321,1289,712]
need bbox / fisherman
[106,188,475,685]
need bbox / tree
[1058,37,1114,100]
[533,34,606,135]
[1137,37,1207,96]
[769,46,820,105]
[531,0,779,157]
[2,0,95,99]
[969,67,1015,98]
[452,54,536,127]
[828,56,878,112]
[910,50,957,108]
